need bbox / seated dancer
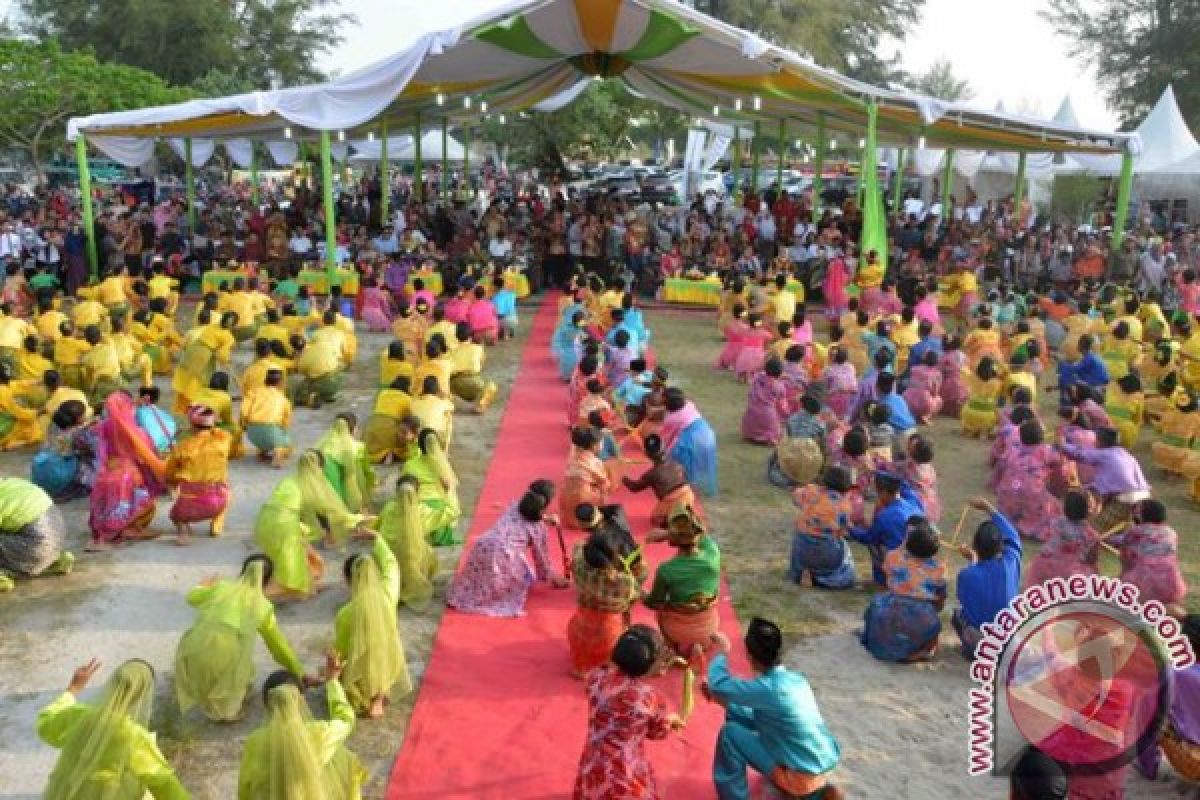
[1108,498,1189,615]
[560,426,612,530]
[1025,490,1100,588]
[709,619,843,800]
[363,377,413,464]
[379,340,414,390]
[0,477,73,593]
[1058,426,1151,531]
[175,555,306,722]
[951,497,1023,660]
[767,394,828,489]
[467,284,500,345]
[449,322,499,413]
[171,309,235,414]
[335,533,412,718]
[316,413,376,514]
[238,658,367,799]
[409,375,455,447]
[742,357,789,446]
[849,471,925,586]
[622,433,693,527]
[240,368,293,467]
[900,434,941,522]
[572,625,682,800]
[995,420,1066,542]
[377,475,438,610]
[861,517,947,662]
[254,451,366,601]
[291,334,344,409]
[37,658,188,798]
[567,526,642,678]
[1137,615,1200,783]
[164,404,234,544]
[820,345,857,419]
[445,480,567,617]
[0,362,41,450]
[643,502,720,670]
[399,428,461,546]
[902,349,943,424]
[88,392,167,551]
[1055,333,1109,404]
[1105,373,1144,449]
[960,356,1004,438]
[937,336,970,418]
[134,386,176,456]
[31,399,94,502]
[661,387,719,497]
[789,466,857,590]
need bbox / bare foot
[367,697,386,718]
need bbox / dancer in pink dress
[901,435,941,522]
[716,305,750,372]
[821,347,858,420]
[1024,490,1100,587]
[359,278,393,332]
[1109,499,1189,611]
[733,315,772,382]
[741,358,790,445]
[994,421,1065,542]
[937,337,970,418]
[902,350,944,423]
[822,254,850,322]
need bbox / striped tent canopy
[68,0,1135,160]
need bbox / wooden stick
[949,506,972,545]
[1100,521,1128,539]
[1100,541,1120,556]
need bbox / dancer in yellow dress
[37,658,188,799]
[334,532,412,717]
[961,356,1004,437]
[171,311,236,414]
[0,363,42,449]
[164,405,234,543]
[241,369,294,467]
[174,556,307,722]
[377,475,438,609]
[316,414,376,514]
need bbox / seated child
[861,517,947,662]
[900,434,941,522]
[134,386,177,455]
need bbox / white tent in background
[970,101,1058,206]
[351,131,466,162]
[1061,85,1199,175]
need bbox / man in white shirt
[0,223,21,260]
[488,231,514,260]
[288,229,313,255]
[902,194,925,220]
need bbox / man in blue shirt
[952,496,1022,659]
[708,618,842,800]
[489,275,518,340]
[904,320,943,384]
[874,371,916,438]
[849,472,925,585]
[1056,333,1109,403]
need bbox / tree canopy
[0,38,188,182]
[16,0,353,88]
[1044,0,1200,131]
[697,0,925,85]
[907,59,974,102]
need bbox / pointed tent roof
[1065,85,1198,175]
[67,0,1132,168]
[1052,96,1083,129]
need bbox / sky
[317,0,1117,129]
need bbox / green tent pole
[1112,150,1134,250]
[441,117,449,202]
[751,120,761,194]
[891,148,907,212]
[184,137,196,232]
[859,100,887,272]
[776,119,786,190]
[462,123,470,201]
[249,143,260,207]
[75,133,98,280]
[380,119,390,226]
[414,112,423,203]
[733,126,741,192]
[813,113,826,212]
[941,149,956,227]
[319,130,337,280]
[1013,151,1027,226]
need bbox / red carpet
[387,295,749,799]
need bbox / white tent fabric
[223,139,256,169]
[350,131,466,161]
[167,138,215,167]
[89,136,155,167]
[532,79,591,112]
[267,141,299,167]
[66,0,1132,159]
[1062,86,1197,175]
[331,142,349,162]
[700,134,731,172]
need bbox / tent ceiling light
[918,136,926,149]
[436,92,445,106]
[481,100,488,113]
[337,130,345,142]
[753,95,762,111]
[463,96,471,109]
[499,113,506,124]
[858,137,865,148]
[367,131,375,142]
[829,139,837,149]
[735,98,743,112]
[283,127,292,139]
[712,104,720,116]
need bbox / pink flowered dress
[902,365,943,421]
[1109,524,1188,605]
[716,319,750,371]
[444,504,552,617]
[821,362,858,419]
[937,350,969,417]
[995,443,1064,541]
[901,461,941,522]
[359,286,392,332]
[573,663,671,800]
[1025,518,1100,587]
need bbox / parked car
[671,169,727,201]
[598,175,641,201]
[639,173,677,204]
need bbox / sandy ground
[648,308,1197,799]
[2,299,1197,799]
[0,308,532,800]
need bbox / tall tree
[1043,0,1200,130]
[0,38,188,183]
[17,0,353,88]
[697,0,925,85]
[907,58,974,102]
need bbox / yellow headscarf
[261,684,325,800]
[341,556,405,708]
